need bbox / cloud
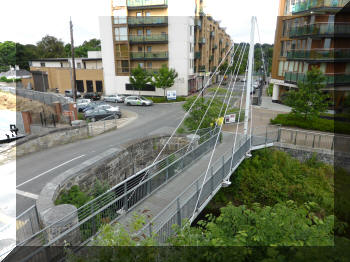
[0,0,278,45]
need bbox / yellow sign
[216,117,224,126]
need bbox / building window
[136,12,142,17]
[137,29,143,36]
[146,29,151,36]
[139,62,144,68]
[121,60,129,72]
[116,44,129,57]
[86,80,93,92]
[40,62,46,67]
[146,11,151,16]
[147,46,152,52]
[77,63,81,69]
[147,62,152,68]
[60,62,63,68]
[96,81,103,92]
[115,27,128,41]
[278,61,284,77]
[76,80,84,92]
[138,46,143,52]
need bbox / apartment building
[271,0,350,110]
[100,0,232,96]
[29,51,104,94]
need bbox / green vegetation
[271,113,350,135]
[284,67,329,120]
[182,96,244,131]
[77,112,85,120]
[0,76,21,83]
[55,179,109,208]
[210,149,334,215]
[151,65,178,98]
[267,83,273,97]
[129,65,152,96]
[145,96,186,103]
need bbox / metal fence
[87,115,119,136]
[16,205,41,244]
[15,128,220,262]
[140,131,279,243]
[16,88,69,106]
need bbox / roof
[30,58,69,62]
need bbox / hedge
[270,113,350,135]
[145,96,186,103]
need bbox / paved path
[117,132,235,231]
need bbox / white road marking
[16,190,39,200]
[16,155,86,188]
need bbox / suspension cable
[125,44,236,204]
[188,43,248,223]
[184,44,244,154]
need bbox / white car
[96,104,120,113]
[103,95,125,103]
[124,96,153,106]
[76,99,91,112]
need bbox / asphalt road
[16,102,186,214]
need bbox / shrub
[267,83,273,97]
[145,96,186,103]
[270,113,350,135]
[55,185,92,208]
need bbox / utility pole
[244,16,256,137]
[70,17,77,102]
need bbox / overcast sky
[1,0,278,46]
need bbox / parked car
[92,104,121,114]
[76,99,91,112]
[82,101,107,112]
[65,90,81,98]
[103,94,125,103]
[84,108,121,122]
[84,92,101,101]
[124,96,153,106]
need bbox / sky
[1,0,278,46]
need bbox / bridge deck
[117,132,235,232]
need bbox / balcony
[128,16,168,27]
[285,71,350,86]
[130,67,161,74]
[195,52,201,59]
[286,49,350,62]
[127,0,168,9]
[198,37,206,45]
[292,0,349,14]
[129,34,168,43]
[130,51,168,60]
[289,23,350,38]
[199,65,206,72]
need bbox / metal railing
[130,51,168,60]
[87,114,119,136]
[16,205,41,244]
[128,16,168,26]
[127,0,168,7]
[15,128,220,261]
[289,22,350,38]
[129,34,168,43]
[16,88,69,106]
[292,0,349,13]
[287,48,350,61]
[140,132,279,242]
[284,71,350,86]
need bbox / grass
[270,113,350,135]
[145,96,186,103]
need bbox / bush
[145,96,186,103]
[271,113,350,134]
[0,76,21,83]
[267,83,273,97]
[77,112,85,120]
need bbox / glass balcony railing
[199,65,206,72]
[130,67,162,74]
[130,52,168,59]
[286,49,350,61]
[129,34,168,43]
[285,71,350,86]
[127,0,168,7]
[292,0,349,14]
[289,23,350,38]
[128,16,168,26]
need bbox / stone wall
[16,125,90,157]
[36,135,189,243]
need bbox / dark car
[84,92,101,101]
[84,109,121,122]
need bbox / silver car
[103,94,125,103]
[124,96,153,106]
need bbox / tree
[151,65,178,98]
[65,38,101,58]
[284,66,329,120]
[15,43,38,70]
[0,41,16,72]
[36,35,65,58]
[218,61,228,75]
[129,65,152,96]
